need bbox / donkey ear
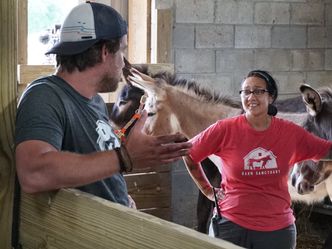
[300,84,322,116]
[127,74,159,94]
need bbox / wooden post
[17,0,27,65]
[128,0,149,63]
[0,0,17,248]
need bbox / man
[15,2,191,207]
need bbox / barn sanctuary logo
[241,147,280,176]
[95,120,120,151]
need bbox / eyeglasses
[239,89,269,97]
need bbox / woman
[184,70,332,249]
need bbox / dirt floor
[293,199,332,249]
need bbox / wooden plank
[128,0,148,63]
[157,9,172,63]
[0,0,17,248]
[94,1,128,19]
[140,207,172,220]
[146,0,152,63]
[20,188,243,249]
[110,0,128,21]
[125,171,171,209]
[134,63,174,75]
[17,0,28,64]
[155,0,173,9]
[128,162,172,174]
[18,64,55,85]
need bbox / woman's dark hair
[246,70,278,116]
[56,38,121,73]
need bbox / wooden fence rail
[20,188,242,249]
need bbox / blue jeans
[210,216,296,249]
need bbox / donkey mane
[132,64,241,108]
[150,71,242,109]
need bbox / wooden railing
[20,188,242,249]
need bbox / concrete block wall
[172,0,332,97]
[170,0,332,229]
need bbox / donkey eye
[119,100,128,105]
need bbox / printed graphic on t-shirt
[242,147,280,176]
[96,120,120,150]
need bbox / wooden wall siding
[110,0,128,21]
[17,65,55,85]
[92,0,128,20]
[128,0,150,63]
[18,0,27,64]
[20,188,243,249]
[125,161,172,219]
[146,0,152,63]
[125,171,171,219]
[0,0,17,248]
[157,8,173,63]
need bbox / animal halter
[114,94,148,142]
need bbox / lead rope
[212,187,222,218]
[114,94,147,142]
[211,187,222,237]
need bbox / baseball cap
[46,1,127,55]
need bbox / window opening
[28,0,79,65]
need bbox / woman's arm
[183,155,214,201]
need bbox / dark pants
[210,216,296,249]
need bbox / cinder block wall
[170,0,332,229]
[173,0,332,97]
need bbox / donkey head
[111,62,177,136]
[110,58,143,129]
[126,69,177,135]
[291,84,332,195]
[291,160,330,195]
[110,83,144,129]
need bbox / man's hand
[124,111,192,169]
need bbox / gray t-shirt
[16,75,129,206]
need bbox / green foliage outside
[27,0,78,64]
[28,0,78,34]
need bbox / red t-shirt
[190,114,332,231]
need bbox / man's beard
[98,74,121,93]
